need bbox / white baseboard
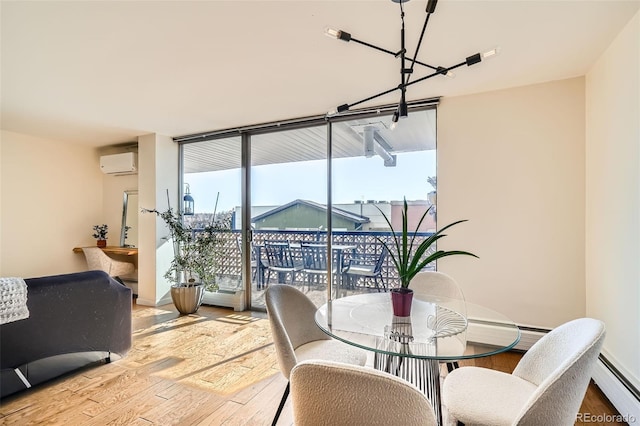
[136,295,173,307]
[592,358,640,423]
[513,328,546,351]
[466,322,544,351]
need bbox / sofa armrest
[0,270,132,370]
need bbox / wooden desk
[73,246,138,256]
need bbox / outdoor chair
[342,246,388,292]
[299,243,338,290]
[235,236,268,288]
[290,359,437,426]
[264,241,303,285]
[265,285,368,425]
[442,317,606,426]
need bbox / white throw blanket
[0,277,29,325]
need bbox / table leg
[373,353,442,425]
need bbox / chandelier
[325,0,498,126]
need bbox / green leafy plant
[376,198,477,289]
[143,207,231,291]
[92,224,108,240]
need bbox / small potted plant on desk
[377,198,477,317]
[144,207,230,314]
[92,224,108,248]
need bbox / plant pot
[171,283,205,315]
[96,239,107,248]
[391,288,414,317]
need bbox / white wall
[438,78,586,328]
[0,130,103,277]
[137,133,178,306]
[586,10,640,391]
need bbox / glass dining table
[315,293,521,425]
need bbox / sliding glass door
[331,110,437,299]
[250,126,327,310]
[181,137,243,293]
[179,106,437,311]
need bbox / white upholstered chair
[290,359,438,426]
[265,284,367,425]
[82,247,135,285]
[442,317,606,426]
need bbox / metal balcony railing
[210,229,436,291]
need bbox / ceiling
[2,1,638,148]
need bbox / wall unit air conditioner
[100,152,137,175]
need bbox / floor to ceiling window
[181,136,243,294]
[179,105,437,311]
[330,110,436,302]
[250,126,327,309]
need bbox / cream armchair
[82,247,135,285]
[442,317,606,426]
[265,284,367,425]
[291,359,437,426]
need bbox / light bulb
[323,27,351,42]
[482,47,500,59]
[437,66,456,79]
[324,27,340,39]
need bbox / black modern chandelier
[325,0,498,126]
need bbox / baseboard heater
[592,355,640,423]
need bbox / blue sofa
[0,270,132,399]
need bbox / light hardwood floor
[0,302,621,425]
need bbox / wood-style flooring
[0,302,622,425]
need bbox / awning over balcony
[182,109,436,174]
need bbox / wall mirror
[120,190,139,247]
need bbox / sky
[185,150,436,214]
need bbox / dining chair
[410,271,467,371]
[82,247,135,285]
[265,284,368,425]
[442,317,606,426]
[341,246,388,292]
[264,241,303,285]
[290,359,437,426]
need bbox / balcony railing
[211,229,436,291]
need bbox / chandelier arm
[345,85,403,111]
[333,59,468,113]
[404,60,467,89]
[350,37,439,72]
[350,37,398,58]
[406,12,434,84]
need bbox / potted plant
[144,206,230,314]
[92,224,108,248]
[376,198,477,316]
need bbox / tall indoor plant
[377,198,477,316]
[144,206,230,314]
